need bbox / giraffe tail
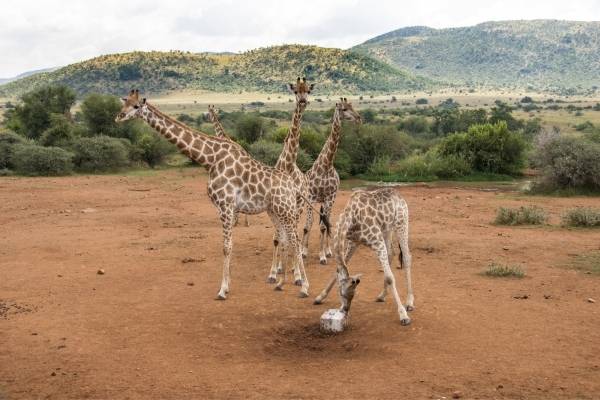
[318,205,331,237]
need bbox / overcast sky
[2,0,600,77]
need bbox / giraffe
[266,77,314,285]
[115,89,311,298]
[302,98,362,264]
[204,104,249,227]
[313,187,414,325]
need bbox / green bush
[39,114,75,147]
[533,136,600,191]
[135,134,174,168]
[235,114,264,143]
[562,208,600,227]
[398,116,431,136]
[11,144,74,176]
[494,206,547,225]
[71,136,130,172]
[80,93,122,136]
[437,121,526,174]
[247,139,312,170]
[483,263,525,278]
[0,130,27,169]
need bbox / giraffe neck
[275,101,306,173]
[140,103,229,167]
[314,108,342,170]
[210,111,229,139]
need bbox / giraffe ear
[121,98,127,103]
[286,83,295,93]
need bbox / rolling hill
[0,45,430,98]
[353,20,600,93]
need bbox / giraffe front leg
[314,240,356,304]
[216,208,235,300]
[285,226,309,297]
[301,204,314,259]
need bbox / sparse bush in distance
[562,208,600,228]
[415,98,428,105]
[235,114,264,143]
[10,144,74,176]
[532,136,600,192]
[494,206,547,225]
[483,263,525,278]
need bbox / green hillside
[0,45,430,98]
[353,20,600,93]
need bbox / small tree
[235,114,264,143]
[80,93,122,137]
[39,114,75,147]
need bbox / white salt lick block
[320,309,348,333]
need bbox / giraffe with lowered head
[116,89,312,298]
[204,104,249,227]
[302,98,361,264]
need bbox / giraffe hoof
[215,293,227,300]
[266,277,277,284]
[276,267,283,274]
[326,253,332,258]
[406,305,414,312]
[375,297,385,303]
[274,285,283,291]
[313,297,323,305]
[298,291,309,298]
[294,279,303,286]
[319,258,327,265]
[400,318,411,326]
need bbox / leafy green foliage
[354,20,600,92]
[4,85,75,139]
[80,93,123,136]
[494,206,547,225]
[0,130,28,169]
[70,136,130,172]
[39,114,75,147]
[235,114,265,143]
[135,133,174,168]
[10,144,74,176]
[437,122,526,174]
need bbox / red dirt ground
[1,169,599,399]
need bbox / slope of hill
[353,20,600,92]
[0,67,58,85]
[0,45,430,97]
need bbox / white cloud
[1,0,600,77]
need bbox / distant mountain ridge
[0,45,429,97]
[0,67,58,85]
[353,20,600,93]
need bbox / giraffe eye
[133,105,139,109]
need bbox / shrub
[70,136,130,172]
[483,263,525,278]
[392,154,435,180]
[235,115,264,143]
[438,121,526,174]
[10,144,73,176]
[391,152,471,181]
[248,140,282,166]
[562,208,600,227]
[80,94,122,136]
[135,134,174,168]
[494,206,547,225]
[533,136,600,191]
[0,130,27,169]
[38,114,75,147]
[398,116,430,136]
[415,98,428,105]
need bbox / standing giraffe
[302,98,362,264]
[204,104,249,227]
[266,77,314,285]
[313,187,414,325]
[116,90,311,298]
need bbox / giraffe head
[338,273,361,314]
[115,89,146,122]
[203,105,219,123]
[337,98,362,124]
[286,77,314,106]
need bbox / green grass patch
[483,263,526,278]
[562,207,600,227]
[494,206,547,225]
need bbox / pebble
[97,269,105,275]
[452,391,462,399]
[187,282,195,286]
[588,298,596,303]
[502,246,509,250]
